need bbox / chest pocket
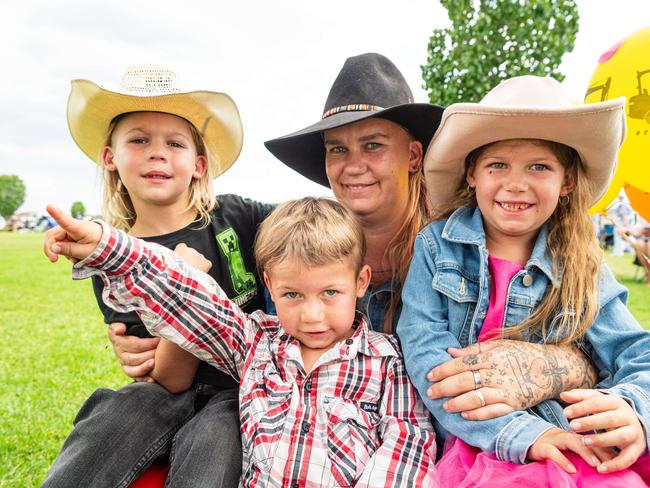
[432,267,480,303]
[240,358,293,472]
[323,396,381,487]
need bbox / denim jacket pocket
[240,360,293,473]
[323,396,381,487]
[432,266,480,303]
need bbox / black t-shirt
[92,194,274,388]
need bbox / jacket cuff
[495,415,555,464]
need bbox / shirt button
[345,338,353,345]
[304,379,312,393]
[280,334,288,341]
[301,421,310,434]
[522,274,533,287]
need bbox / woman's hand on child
[43,205,102,263]
[426,340,596,420]
[173,244,212,273]
[528,427,600,473]
[562,388,646,473]
[108,322,159,381]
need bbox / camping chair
[622,232,650,282]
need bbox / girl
[398,75,650,486]
[43,66,273,488]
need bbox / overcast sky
[1,1,649,216]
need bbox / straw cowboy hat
[67,65,243,178]
[264,53,444,187]
[424,75,627,209]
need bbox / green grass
[0,232,649,487]
[0,232,127,487]
[603,250,650,325]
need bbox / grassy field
[1,231,649,487]
[0,232,127,487]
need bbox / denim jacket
[397,205,650,464]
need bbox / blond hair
[100,112,215,231]
[383,143,433,333]
[434,139,601,344]
[255,197,366,276]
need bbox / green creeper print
[216,227,257,298]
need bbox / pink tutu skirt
[436,437,650,487]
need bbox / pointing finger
[46,204,84,239]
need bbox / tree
[422,0,579,106]
[0,175,26,219]
[71,201,86,219]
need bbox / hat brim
[67,80,243,178]
[424,97,627,210]
[265,103,444,187]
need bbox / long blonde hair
[383,158,433,332]
[100,112,215,231]
[435,139,601,344]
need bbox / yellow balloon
[586,26,650,201]
[624,183,650,222]
[590,170,623,215]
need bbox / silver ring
[475,389,486,408]
[473,370,482,390]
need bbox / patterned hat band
[322,103,384,119]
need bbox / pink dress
[436,255,650,487]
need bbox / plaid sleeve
[355,357,439,487]
[73,223,257,381]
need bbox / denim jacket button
[523,274,533,287]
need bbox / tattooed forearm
[565,344,598,389]
[460,340,597,410]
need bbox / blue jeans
[41,382,242,488]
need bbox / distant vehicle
[9,212,55,232]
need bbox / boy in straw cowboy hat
[43,197,438,487]
[42,66,274,487]
[397,75,650,486]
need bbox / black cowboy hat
[264,53,444,187]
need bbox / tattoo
[463,354,480,367]
[570,347,598,389]
[505,352,536,403]
[452,340,598,412]
[483,343,572,409]
[540,351,568,399]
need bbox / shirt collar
[443,205,556,283]
[274,312,399,367]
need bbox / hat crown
[322,53,414,117]
[481,75,573,109]
[118,65,183,96]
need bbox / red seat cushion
[129,464,170,488]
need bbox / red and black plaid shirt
[75,224,438,487]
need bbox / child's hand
[43,205,102,263]
[174,243,212,273]
[528,427,600,473]
[562,388,646,473]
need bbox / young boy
[44,197,437,487]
